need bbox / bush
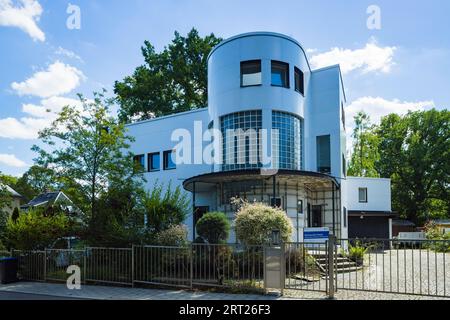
[154,224,188,246]
[346,241,368,265]
[196,212,230,244]
[424,221,450,252]
[142,181,189,233]
[4,209,74,250]
[234,202,293,245]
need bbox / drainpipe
[192,182,196,242]
[272,175,276,207]
[332,182,336,236]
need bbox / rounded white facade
[208,32,311,172]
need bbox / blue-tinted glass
[149,153,160,171]
[164,150,176,170]
[271,72,283,86]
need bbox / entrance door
[311,205,323,227]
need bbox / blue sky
[0,0,449,176]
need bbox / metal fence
[333,238,450,297]
[7,238,450,298]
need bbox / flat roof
[125,107,208,127]
[208,31,312,72]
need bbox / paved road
[0,291,85,300]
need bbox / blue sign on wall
[303,227,329,243]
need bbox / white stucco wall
[345,177,392,212]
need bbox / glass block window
[272,111,303,170]
[220,110,262,171]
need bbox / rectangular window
[271,197,282,208]
[297,199,303,214]
[316,135,331,174]
[343,207,347,228]
[133,154,145,171]
[341,102,346,129]
[294,67,304,95]
[271,61,289,88]
[163,150,176,170]
[241,60,262,87]
[148,152,160,172]
[358,188,368,203]
[342,153,347,177]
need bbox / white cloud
[345,96,435,151]
[310,39,396,74]
[55,46,83,62]
[0,153,27,167]
[0,0,45,42]
[11,61,85,98]
[22,96,82,118]
[0,116,50,139]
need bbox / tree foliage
[114,28,222,122]
[196,212,230,244]
[234,202,293,245]
[31,91,145,235]
[4,209,75,250]
[375,109,450,224]
[347,111,380,177]
[13,166,57,202]
[141,181,189,234]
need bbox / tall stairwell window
[317,135,331,174]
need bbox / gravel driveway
[286,249,450,298]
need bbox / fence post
[280,242,285,296]
[189,244,193,289]
[131,245,135,288]
[83,248,87,285]
[43,249,47,282]
[327,235,335,299]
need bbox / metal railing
[85,247,132,286]
[335,238,450,297]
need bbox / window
[298,200,303,214]
[241,60,261,87]
[343,207,347,228]
[341,102,346,129]
[358,188,368,203]
[342,153,346,177]
[163,150,176,170]
[294,67,304,95]
[316,135,331,174]
[272,111,303,170]
[133,154,145,171]
[220,110,262,171]
[271,61,289,87]
[148,152,160,172]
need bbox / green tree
[376,109,450,224]
[141,181,189,234]
[347,111,380,177]
[4,209,74,250]
[32,91,145,236]
[114,28,222,122]
[13,165,57,202]
[196,212,230,244]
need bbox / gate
[333,238,450,298]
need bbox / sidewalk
[0,282,298,300]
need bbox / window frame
[271,60,290,88]
[240,60,262,87]
[316,135,331,174]
[163,150,177,171]
[294,66,304,95]
[358,187,368,203]
[133,154,145,172]
[147,152,161,172]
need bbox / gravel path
[285,249,450,298]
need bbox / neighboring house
[430,219,450,235]
[0,184,22,217]
[20,191,81,216]
[126,32,394,242]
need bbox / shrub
[4,209,74,250]
[196,212,230,244]
[424,221,450,252]
[154,224,188,247]
[346,241,368,265]
[234,202,293,245]
[142,181,189,233]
